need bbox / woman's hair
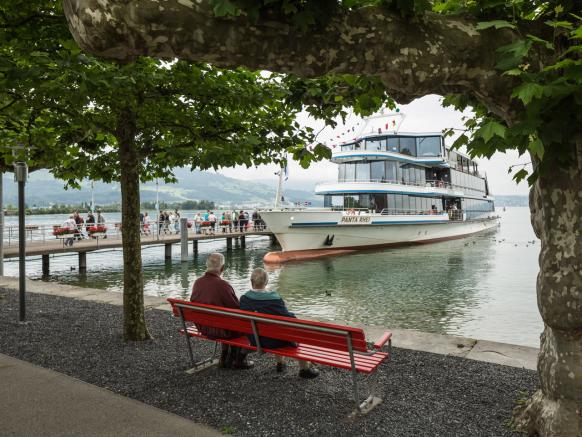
[250,267,268,289]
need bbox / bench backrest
[167,298,369,353]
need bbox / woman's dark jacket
[240,290,297,349]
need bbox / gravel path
[0,289,537,436]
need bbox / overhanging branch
[63,0,520,116]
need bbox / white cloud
[216,95,531,196]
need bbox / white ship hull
[261,209,499,252]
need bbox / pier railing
[1,221,269,247]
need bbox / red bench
[167,298,392,413]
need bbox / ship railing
[447,210,465,221]
[317,179,454,190]
[0,221,270,247]
[379,208,447,216]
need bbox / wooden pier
[3,230,275,275]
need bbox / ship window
[358,194,372,208]
[401,165,410,184]
[354,141,362,150]
[345,163,355,181]
[341,143,354,151]
[338,164,346,181]
[344,195,358,208]
[355,162,370,181]
[416,136,442,157]
[365,137,386,151]
[371,161,385,181]
[394,194,403,211]
[399,137,416,156]
[372,194,387,212]
[385,161,397,182]
[387,137,399,153]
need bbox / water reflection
[267,232,495,335]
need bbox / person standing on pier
[86,211,95,226]
[194,212,202,234]
[208,211,217,235]
[231,210,238,233]
[173,209,181,234]
[238,210,246,232]
[96,210,107,238]
[190,253,253,370]
[96,210,106,224]
[73,211,84,240]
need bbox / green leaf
[211,0,239,17]
[476,20,516,30]
[545,20,573,29]
[511,82,545,104]
[496,39,533,70]
[480,121,506,142]
[529,137,544,159]
[526,34,554,50]
[513,169,529,184]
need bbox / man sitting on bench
[190,253,253,370]
[240,267,319,379]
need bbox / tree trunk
[515,137,582,436]
[117,108,151,341]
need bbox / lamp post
[90,180,95,213]
[14,162,27,322]
[155,179,160,240]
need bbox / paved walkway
[0,353,221,437]
[0,276,539,370]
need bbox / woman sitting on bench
[240,268,319,379]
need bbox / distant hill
[1,168,321,208]
[494,195,529,207]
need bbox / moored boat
[261,113,499,262]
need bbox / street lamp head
[14,162,28,183]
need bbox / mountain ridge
[1,168,321,207]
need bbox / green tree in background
[62,0,582,434]
[0,0,390,341]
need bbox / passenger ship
[261,113,499,262]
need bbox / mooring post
[180,217,188,261]
[240,235,246,248]
[165,243,172,260]
[78,252,87,273]
[192,239,198,255]
[42,254,50,276]
[226,237,232,250]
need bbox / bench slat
[181,327,388,374]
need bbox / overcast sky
[215,95,531,196]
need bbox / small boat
[261,112,499,263]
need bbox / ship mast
[274,165,285,208]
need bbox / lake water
[3,207,542,347]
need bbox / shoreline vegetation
[4,200,216,216]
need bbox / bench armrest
[373,331,393,350]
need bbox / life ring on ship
[347,209,356,215]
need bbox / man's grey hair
[250,267,269,289]
[206,253,225,273]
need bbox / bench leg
[178,308,195,366]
